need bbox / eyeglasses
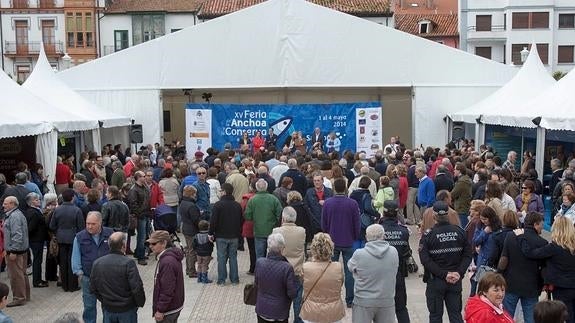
[521,186,528,189]
[197,172,206,175]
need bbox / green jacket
[451,174,472,214]
[244,191,283,238]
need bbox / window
[15,20,29,55]
[512,13,529,29]
[16,65,30,83]
[418,20,432,34]
[512,12,549,29]
[12,0,28,8]
[132,14,165,45]
[41,20,56,53]
[558,46,574,63]
[512,43,548,65]
[531,12,549,28]
[475,47,492,59]
[66,12,94,48]
[476,15,492,31]
[39,0,54,8]
[114,30,129,51]
[559,14,575,29]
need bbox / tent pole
[535,127,545,182]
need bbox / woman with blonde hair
[300,233,346,323]
[514,216,575,322]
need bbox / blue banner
[186,102,380,152]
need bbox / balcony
[467,25,507,42]
[4,41,65,57]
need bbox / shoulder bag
[302,262,331,305]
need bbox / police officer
[380,200,411,323]
[419,201,472,323]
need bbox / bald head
[108,232,127,253]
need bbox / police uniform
[380,203,411,323]
[419,201,472,323]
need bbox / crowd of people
[0,130,574,322]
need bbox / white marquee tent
[0,67,98,190]
[450,45,555,127]
[58,0,517,147]
[23,45,132,153]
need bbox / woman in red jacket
[465,272,514,323]
[251,131,266,154]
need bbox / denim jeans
[135,217,150,260]
[255,237,268,260]
[81,275,98,323]
[292,277,304,323]
[503,292,537,323]
[103,308,138,323]
[332,246,354,305]
[216,238,239,284]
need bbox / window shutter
[512,13,529,29]
[531,12,549,28]
[476,15,492,31]
[558,46,574,63]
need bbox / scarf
[561,203,572,215]
[521,192,531,212]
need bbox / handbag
[243,283,257,306]
[49,236,59,258]
[302,262,331,305]
[359,194,375,230]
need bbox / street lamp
[520,47,529,63]
[62,53,72,70]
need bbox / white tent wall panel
[76,89,160,146]
[414,86,501,147]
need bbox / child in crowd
[193,220,214,284]
[0,282,13,323]
[374,176,395,215]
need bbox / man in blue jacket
[416,165,436,215]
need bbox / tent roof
[449,45,555,125]
[58,0,516,91]
[0,69,97,134]
[23,46,132,128]
[519,66,575,131]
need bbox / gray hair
[86,211,103,223]
[415,165,426,174]
[25,192,41,206]
[551,158,562,169]
[360,166,370,175]
[255,179,268,192]
[365,224,385,242]
[15,172,28,184]
[287,158,298,169]
[44,192,58,206]
[257,166,268,175]
[267,233,285,253]
[507,151,516,159]
[53,312,83,323]
[282,206,297,223]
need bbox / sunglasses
[197,172,206,175]
[149,242,158,246]
[522,186,528,189]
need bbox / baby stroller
[153,204,183,251]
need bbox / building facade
[460,0,575,73]
[0,0,103,82]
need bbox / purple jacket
[515,193,544,214]
[153,247,185,315]
[321,195,360,248]
[255,252,298,320]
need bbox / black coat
[209,195,243,239]
[519,232,575,289]
[25,207,49,242]
[433,173,454,194]
[90,251,146,313]
[500,227,547,297]
[288,201,314,242]
[49,202,85,244]
[179,197,200,237]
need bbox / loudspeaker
[452,122,465,141]
[130,124,143,143]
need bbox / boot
[197,273,202,283]
[202,272,213,284]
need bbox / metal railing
[4,41,64,55]
[467,25,506,32]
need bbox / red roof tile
[106,0,206,13]
[394,13,458,37]
[198,0,391,19]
